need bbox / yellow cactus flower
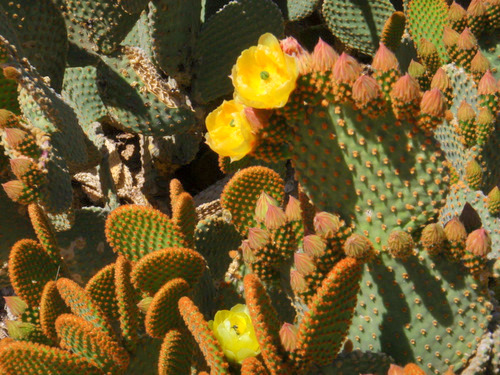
[208,304,260,364]
[205,100,257,161]
[231,33,299,109]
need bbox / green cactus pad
[171,192,197,248]
[0,341,102,375]
[194,213,242,282]
[293,257,363,370]
[220,166,285,236]
[27,204,63,265]
[148,0,200,84]
[40,280,71,342]
[244,274,289,373]
[121,10,153,59]
[290,105,447,248]
[119,0,147,14]
[0,190,35,288]
[322,0,395,56]
[321,350,393,375]
[145,278,191,339]
[8,239,60,307]
[96,53,196,137]
[283,0,320,21]
[131,247,206,295]
[0,0,68,92]
[56,207,116,284]
[56,277,115,337]
[349,252,494,374]
[0,48,20,113]
[193,0,284,103]
[105,204,187,262]
[56,314,129,373]
[115,255,140,351]
[158,329,193,375]
[53,0,139,54]
[84,263,118,321]
[125,336,163,374]
[407,0,449,61]
[61,66,108,132]
[14,306,52,345]
[178,296,230,374]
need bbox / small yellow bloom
[209,304,260,364]
[231,33,299,109]
[205,100,256,161]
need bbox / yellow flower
[209,304,260,364]
[205,100,256,161]
[231,33,299,109]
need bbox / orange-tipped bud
[418,38,441,74]
[2,66,21,80]
[465,159,483,189]
[285,196,302,222]
[478,70,499,113]
[332,53,362,85]
[390,74,421,121]
[352,75,381,103]
[3,296,28,317]
[280,36,312,75]
[457,101,476,147]
[137,297,153,313]
[241,240,257,263]
[444,217,467,242]
[294,252,316,275]
[443,26,460,48]
[457,100,476,122]
[448,2,468,32]
[470,50,490,80]
[457,28,478,50]
[478,70,497,95]
[421,223,446,256]
[247,227,271,249]
[466,228,491,257]
[313,212,341,238]
[430,68,452,105]
[244,107,270,132]
[264,204,287,230]
[388,364,405,375]
[4,128,27,148]
[487,186,500,215]
[418,88,447,131]
[290,269,307,292]
[387,230,415,260]
[352,75,386,117]
[0,109,19,129]
[456,28,478,68]
[2,180,26,202]
[476,107,495,145]
[467,0,488,35]
[303,234,326,257]
[403,363,426,374]
[408,59,426,78]
[279,323,298,351]
[311,38,339,71]
[372,43,399,72]
[430,68,451,92]
[344,233,375,262]
[255,191,278,222]
[10,158,34,179]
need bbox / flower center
[231,324,240,335]
[229,119,235,127]
[260,71,270,80]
